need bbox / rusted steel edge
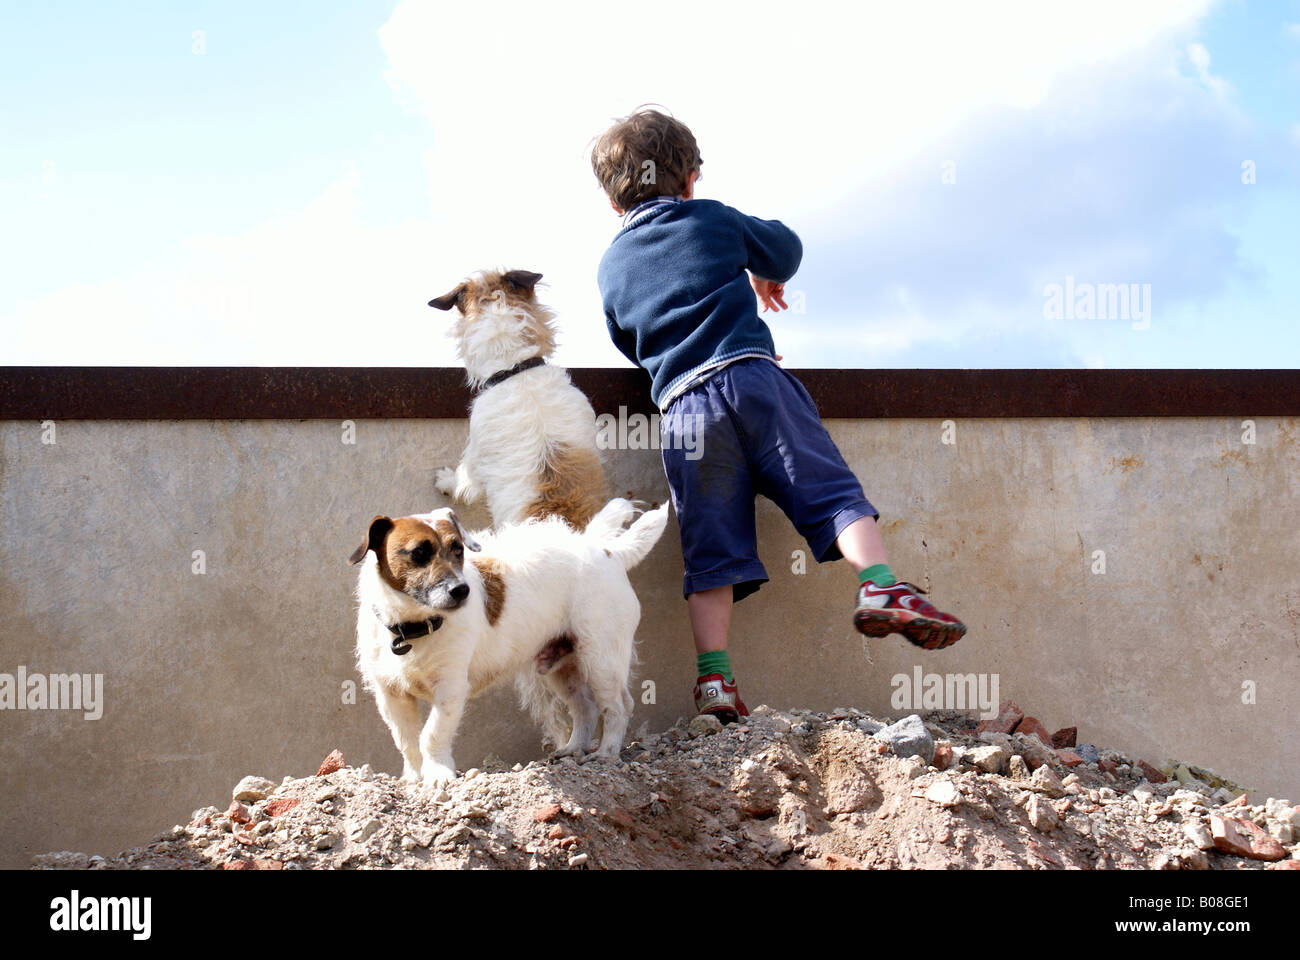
[1,367,1297,419]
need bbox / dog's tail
[583,496,637,541]
[590,498,670,570]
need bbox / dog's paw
[400,766,422,784]
[421,763,457,789]
[434,467,457,497]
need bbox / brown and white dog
[429,269,609,530]
[350,499,669,787]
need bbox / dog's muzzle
[387,615,443,656]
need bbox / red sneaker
[854,580,966,650]
[694,673,749,725]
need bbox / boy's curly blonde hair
[590,106,702,212]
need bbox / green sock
[697,650,733,683]
[859,563,896,587]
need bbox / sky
[2,0,1298,369]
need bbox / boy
[591,107,965,723]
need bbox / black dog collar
[385,615,443,656]
[478,356,545,393]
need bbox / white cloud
[7,0,1229,368]
[1185,41,1230,99]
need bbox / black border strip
[1,367,1296,419]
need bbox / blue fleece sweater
[597,198,803,408]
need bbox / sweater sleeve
[604,309,641,368]
[734,206,803,283]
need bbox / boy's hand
[749,273,788,312]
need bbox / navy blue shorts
[660,357,878,602]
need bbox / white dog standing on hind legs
[350,498,668,788]
[429,268,609,530]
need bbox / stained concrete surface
[1,416,1296,867]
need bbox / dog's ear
[502,270,543,296]
[349,515,394,565]
[448,510,482,553]
[422,507,481,553]
[428,283,466,311]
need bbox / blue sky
[2,0,1297,368]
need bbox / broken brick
[603,808,636,832]
[1050,726,1077,749]
[1056,749,1085,768]
[226,801,251,825]
[533,803,563,823]
[1013,716,1053,747]
[264,798,300,817]
[1210,815,1286,861]
[1098,759,1119,774]
[315,749,346,777]
[1136,760,1167,783]
[975,700,1024,735]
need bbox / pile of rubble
[33,701,1300,870]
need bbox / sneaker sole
[854,610,967,650]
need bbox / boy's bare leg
[835,515,889,573]
[687,585,732,653]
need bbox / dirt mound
[33,706,1300,870]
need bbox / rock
[1183,821,1214,851]
[873,715,934,764]
[349,818,382,843]
[1008,755,1031,781]
[764,837,793,861]
[822,852,864,870]
[969,744,1008,774]
[1075,743,1099,764]
[1050,726,1077,749]
[232,776,276,804]
[32,851,91,870]
[1136,760,1167,783]
[533,803,563,823]
[1013,716,1053,748]
[856,718,884,735]
[314,832,338,850]
[902,757,927,780]
[1210,815,1286,861]
[975,700,1024,735]
[924,779,962,808]
[932,742,954,771]
[1267,821,1293,845]
[316,749,345,776]
[1010,734,1055,771]
[568,853,589,867]
[688,714,724,738]
[1133,784,1154,805]
[1030,765,1066,798]
[1181,847,1210,870]
[1270,860,1300,870]
[226,801,251,825]
[1026,794,1058,832]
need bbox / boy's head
[590,106,701,214]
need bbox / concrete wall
[1,415,1296,868]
